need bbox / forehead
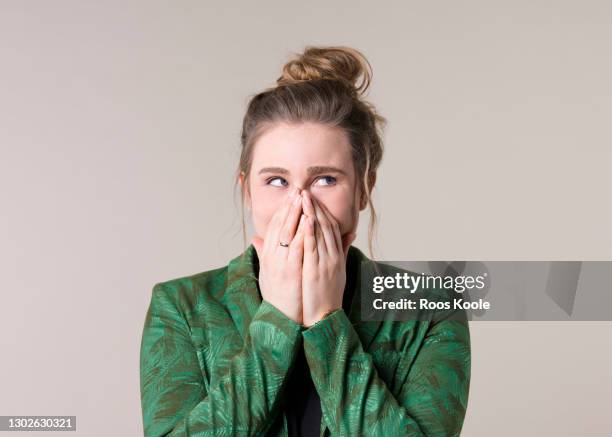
[251,122,352,168]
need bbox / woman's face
[241,122,367,241]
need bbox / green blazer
[140,244,471,436]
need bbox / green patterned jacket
[140,244,471,436]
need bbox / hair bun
[276,46,372,96]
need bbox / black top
[283,250,358,437]
[284,345,323,436]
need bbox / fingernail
[293,193,301,205]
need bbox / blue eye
[316,176,337,186]
[266,177,288,187]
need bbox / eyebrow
[258,166,348,176]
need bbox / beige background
[1,1,611,436]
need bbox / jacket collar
[222,243,374,342]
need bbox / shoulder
[149,264,230,318]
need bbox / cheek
[320,193,356,236]
[334,206,355,235]
[250,191,282,237]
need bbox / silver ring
[279,241,289,247]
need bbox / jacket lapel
[221,244,262,343]
[343,245,386,350]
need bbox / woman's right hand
[251,187,306,325]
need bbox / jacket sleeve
[140,283,303,437]
[301,307,471,436]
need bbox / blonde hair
[234,45,386,260]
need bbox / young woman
[140,46,471,437]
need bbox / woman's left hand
[301,191,356,327]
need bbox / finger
[313,217,326,261]
[288,213,306,265]
[303,213,318,266]
[316,199,343,256]
[302,192,326,258]
[278,191,303,249]
[266,187,298,255]
[301,189,316,218]
[311,196,336,256]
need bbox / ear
[239,172,252,210]
[359,173,376,211]
[359,193,367,211]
